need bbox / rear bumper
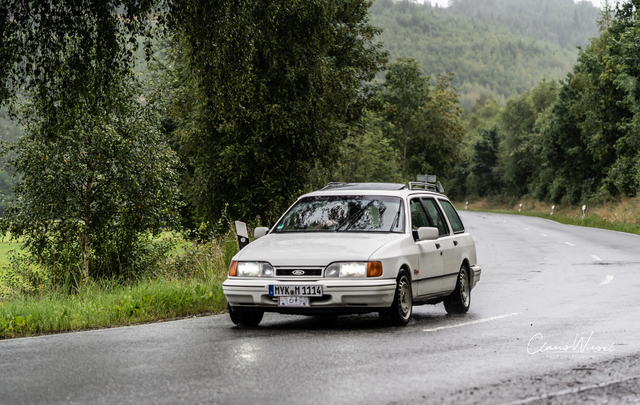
[223,278,396,314]
[471,265,481,289]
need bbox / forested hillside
[448,1,640,206]
[370,0,600,107]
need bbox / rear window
[422,198,450,237]
[439,199,465,234]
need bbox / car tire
[380,271,412,326]
[443,264,471,314]
[228,305,264,326]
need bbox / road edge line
[423,312,519,332]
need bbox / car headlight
[228,261,274,277]
[324,261,383,278]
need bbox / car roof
[301,182,447,199]
[322,182,406,191]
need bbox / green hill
[370,0,600,108]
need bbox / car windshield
[274,195,405,233]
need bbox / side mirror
[417,227,439,241]
[254,227,269,239]
[234,221,250,249]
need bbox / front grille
[275,268,323,276]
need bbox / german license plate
[278,297,310,307]
[269,285,322,297]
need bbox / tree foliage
[381,58,431,176]
[539,0,640,203]
[446,78,559,201]
[0,108,21,212]
[2,78,181,281]
[331,111,402,184]
[498,78,559,197]
[0,0,156,108]
[448,1,640,205]
[381,58,464,180]
[0,1,180,280]
[468,127,501,198]
[159,0,388,226]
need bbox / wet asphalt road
[2,211,640,404]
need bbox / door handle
[454,241,458,246]
[435,243,441,249]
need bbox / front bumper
[471,265,481,289]
[223,278,396,314]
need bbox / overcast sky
[425,0,604,8]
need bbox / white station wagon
[222,181,481,326]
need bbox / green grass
[469,208,640,236]
[0,235,237,339]
[0,277,228,339]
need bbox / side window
[439,199,465,234]
[422,198,450,237]
[410,199,430,230]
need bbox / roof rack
[320,178,445,193]
[409,175,445,194]
[321,182,407,191]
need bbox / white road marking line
[540,233,547,237]
[503,375,640,405]
[565,242,575,246]
[601,275,615,285]
[524,228,530,231]
[591,255,602,262]
[423,313,519,332]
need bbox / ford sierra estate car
[222,181,481,326]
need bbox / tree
[498,79,559,196]
[382,58,464,179]
[602,0,640,196]
[332,111,402,183]
[469,127,501,197]
[0,1,180,280]
[463,95,502,136]
[538,0,640,203]
[382,58,431,177]
[406,73,465,177]
[161,0,388,226]
[2,76,181,281]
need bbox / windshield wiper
[389,208,401,232]
[335,200,375,231]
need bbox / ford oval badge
[292,270,305,276]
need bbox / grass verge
[0,277,227,339]
[0,236,237,339]
[464,208,640,236]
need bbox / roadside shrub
[0,233,182,299]
[161,235,237,283]
[0,250,52,298]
